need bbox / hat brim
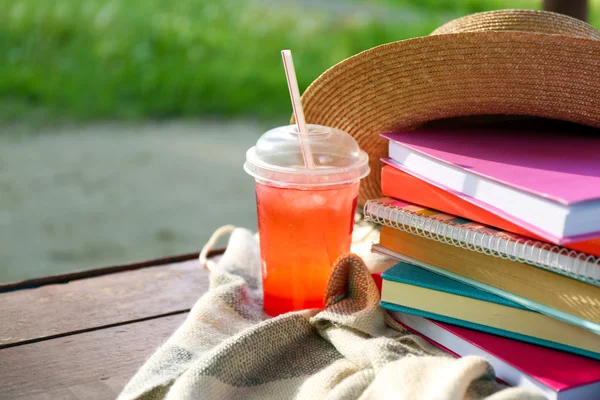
[299,32,600,205]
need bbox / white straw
[281,49,314,169]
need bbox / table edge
[0,248,224,293]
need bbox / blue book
[380,262,600,360]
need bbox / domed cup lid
[244,124,370,187]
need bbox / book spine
[364,200,600,286]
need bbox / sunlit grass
[0,0,442,121]
[0,0,596,122]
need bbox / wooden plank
[0,313,187,400]
[0,249,223,293]
[0,260,209,348]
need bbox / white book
[382,129,600,242]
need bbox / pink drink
[256,182,359,316]
[245,124,369,316]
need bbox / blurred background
[1,0,597,283]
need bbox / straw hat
[299,9,600,205]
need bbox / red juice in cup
[244,124,369,316]
[255,182,359,315]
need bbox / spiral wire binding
[364,200,600,286]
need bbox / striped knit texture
[118,228,543,400]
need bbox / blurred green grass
[0,0,596,122]
[376,0,538,13]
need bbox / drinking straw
[281,49,315,169]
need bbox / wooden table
[0,251,221,400]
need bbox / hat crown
[432,9,600,40]
[300,8,600,205]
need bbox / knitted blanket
[118,227,542,400]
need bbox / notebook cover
[381,262,527,310]
[381,128,600,205]
[382,158,600,244]
[380,163,600,253]
[381,301,600,361]
[380,262,600,360]
[368,197,600,285]
[431,319,600,392]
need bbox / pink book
[392,311,600,400]
[382,128,600,243]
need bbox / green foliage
[376,0,539,14]
[0,0,437,121]
[0,0,596,121]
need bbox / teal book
[380,262,600,360]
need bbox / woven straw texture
[299,10,600,204]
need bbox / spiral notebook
[363,198,600,286]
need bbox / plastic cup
[244,124,369,316]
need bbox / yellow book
[379,226,600,331]
[380,264,600,355]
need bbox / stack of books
[364,125,600,399]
